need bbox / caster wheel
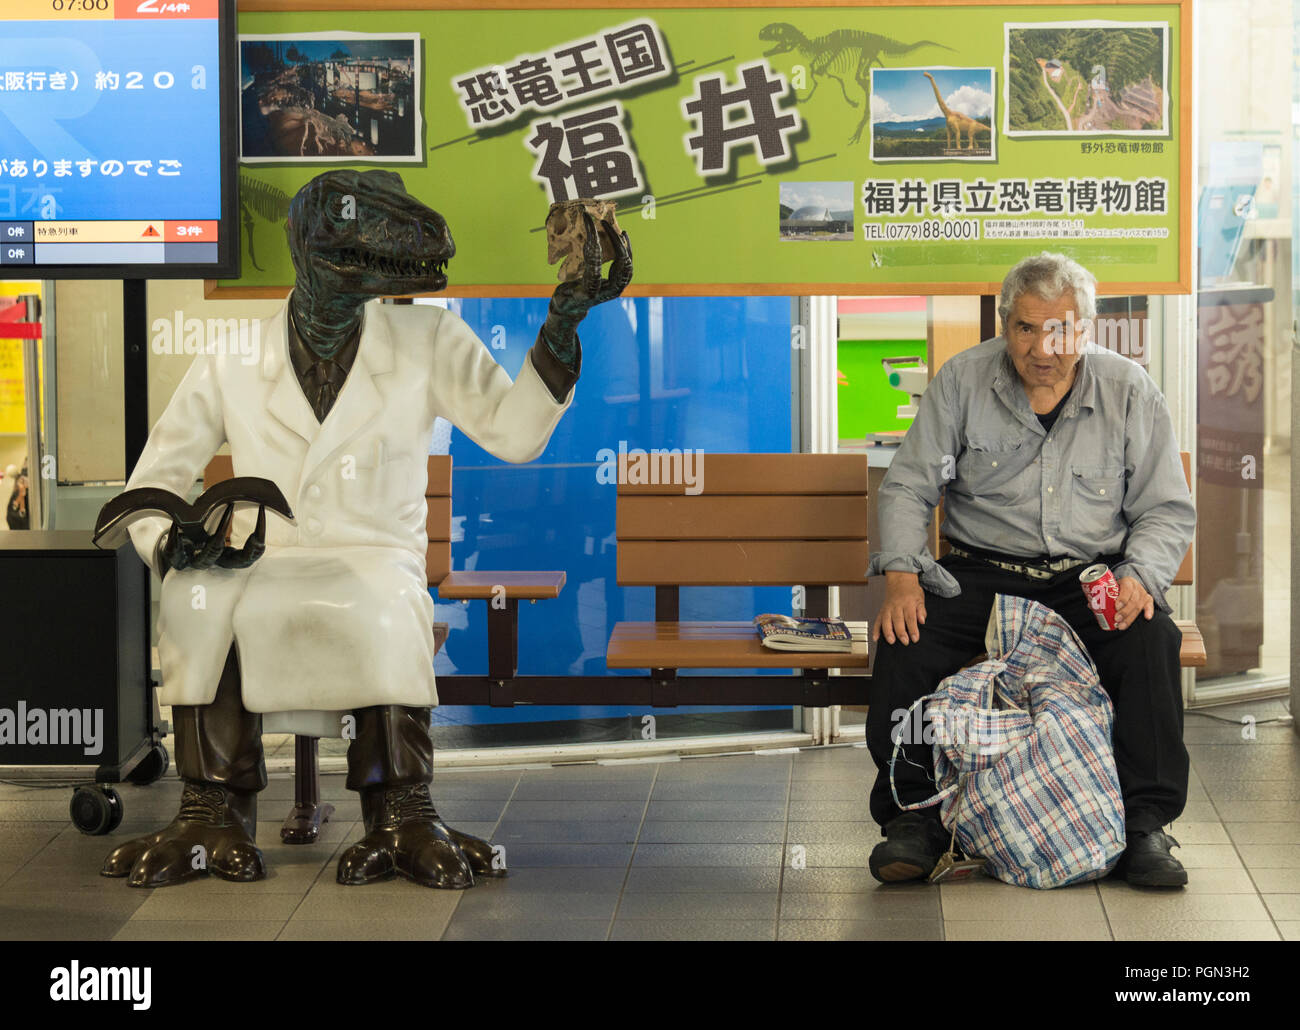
[70,786,123,836]
[105,788,124,833]
[127,742,170,786]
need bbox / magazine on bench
[753,613,856,653]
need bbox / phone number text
[862,220,980,242]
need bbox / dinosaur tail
[886,39,955,57]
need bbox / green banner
[224,3,1187,296]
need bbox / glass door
[1186,0,1293,704]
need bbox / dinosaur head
[286,168,455,300]
[759,23,803,57]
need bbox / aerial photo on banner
[1004,21,1169,136]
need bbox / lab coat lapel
[302,300,394,480]
[264,305,321,448]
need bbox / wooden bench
[606,454,871,702]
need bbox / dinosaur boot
[103,646,267,887]
[336,705,503,887]
[102,779,264,887]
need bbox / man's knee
[1108,609,1181,659]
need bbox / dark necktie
[304,358,348,422]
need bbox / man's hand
[1114,575,1154,630]
[873,570,927,645]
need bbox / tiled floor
[0,700,1295,941]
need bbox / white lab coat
[127,298,571,712]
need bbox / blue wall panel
[427,295,793,728]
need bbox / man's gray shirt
[867,336,1195,613]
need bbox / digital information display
[0,0,233,275]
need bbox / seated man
[866,252,1195,888]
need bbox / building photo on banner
[0,0,1296,975]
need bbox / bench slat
[1174,619,1206,667]
[426,540,450,587]
[424,497,452,541]
[426,455,451,498]
[608,621,869,669]
[617,540,869,586]
[618,495,868,541]
[616,453,868,495]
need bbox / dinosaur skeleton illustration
[239,174,293,273]
[759,22,953,144]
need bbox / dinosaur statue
[923,72,991,152]
[759,22,952,144]
[101,169,631,889]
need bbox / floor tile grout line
[273,817,358,941]
[605,762,660,941]
[1191,759,1282,935]
[438,771,523,940]
[1093,880,1116,941]
[0,824,62,891]
[774,756,793,941]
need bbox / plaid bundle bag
[890,593,1126,889]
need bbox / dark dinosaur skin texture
[286,168,454,359]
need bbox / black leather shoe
[869,810,949,884]
[1115,829,1188,888]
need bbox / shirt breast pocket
[1068,464,1125,533]
[956,437,1031,505]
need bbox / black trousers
[174,645,434,794]
[866,554,1188,834]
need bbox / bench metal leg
[281,735,335,845]
[486,598,520,706]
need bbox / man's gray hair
[998,252,1097,326]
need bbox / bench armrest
[436,570,566,600]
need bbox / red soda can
[1079,563,1120,630]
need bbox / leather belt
[947,544,1087,581]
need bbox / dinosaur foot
[102,781,265,888]
[336,820,474,889]
[441,823,507,879]
[338,784,477,888]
